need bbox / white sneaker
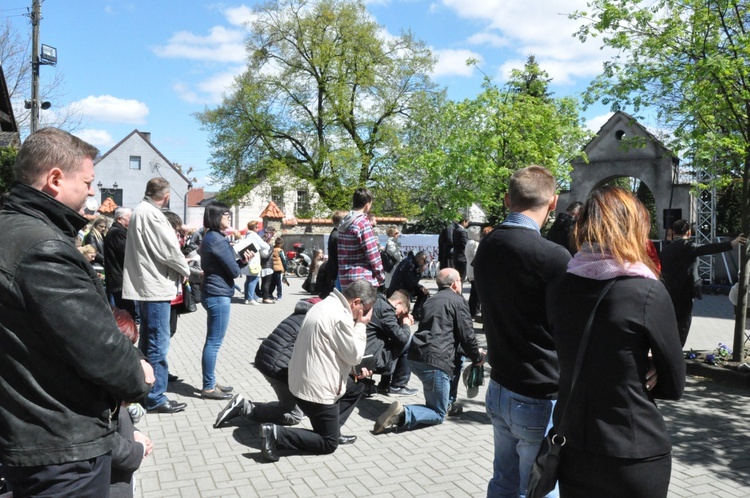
[245,300,259,306]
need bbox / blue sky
[6,0,615,187]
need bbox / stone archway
[559,111,692,241]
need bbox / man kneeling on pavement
[374,268,485,433]
[215,280,376,462]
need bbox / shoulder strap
[555,278,617,436]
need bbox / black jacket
[387,251,424,297]
[547,275,685,459]
[408,287,482,375]
[365,294,411,373]
[0,184,150,466]
[546,212,576,255]
[452,224,468,265]
[110,407,143,498]
[103,220,128,293]
[254,299,316,382]
[660,237,733,304]
[474,225,571,399]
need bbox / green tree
[400,56,590,228]
[573,0,750,358]
[197,0,436,213]
[0,146,17,195]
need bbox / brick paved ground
[134,279,750,497]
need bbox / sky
[4,0,617,188]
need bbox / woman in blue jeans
[198,202,252,400]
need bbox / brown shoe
[201,388,232,400]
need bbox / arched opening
[597,176,658,239]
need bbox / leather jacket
[0,184,150,466]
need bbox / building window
[271,186,284,213]
[129,156,141,170]
[296,189,311,217]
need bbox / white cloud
[467,32,510,48]
[174,66,244,105]
[73,95,149,124]
[152,26,247,63]
[441,0,614,83]
[585,112,613,132]
[224,5,257,26]
[432,49,482,77]
[75,129,115,148]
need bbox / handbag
[177,282,197,314]
[526,279,616,498]
[381,250,396,272]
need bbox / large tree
[573,0,750,358]
[400,56,590,228]
[197,0,436,213]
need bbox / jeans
[402,361,450,430]
[244,275,260,301]
[201,295,231,390]
[138,301,172,409]
[485,379,556,498]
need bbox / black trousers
[559,445,671,498]
[4,453,112,498]
[275,377,364,455]
[674,297,693,347]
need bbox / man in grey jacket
[123,177,190,414]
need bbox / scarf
[567,243,657,281]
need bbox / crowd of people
[0,128,742,497]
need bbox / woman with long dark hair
[546,186,685,497]
[199,202,251,400]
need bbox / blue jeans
[486,379,557,498]
[138,301,171,410]
[402,361,450,430]
[201,295,231,390]
[244,275,260,301]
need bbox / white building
[93,130,192,220]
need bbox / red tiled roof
[187,188,205,207]
[98,197,119,214]
[260,201,285,219]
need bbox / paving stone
[131,278,750,497]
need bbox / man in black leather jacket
[0,128,153,496]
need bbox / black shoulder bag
[526,279,616,498]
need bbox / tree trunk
[732,153,750,361]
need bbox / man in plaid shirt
[337,188,385,289]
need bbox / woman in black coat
[546,186,685,497]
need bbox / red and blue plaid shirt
[337,212,384,288]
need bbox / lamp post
[29,0,56,134]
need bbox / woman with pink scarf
[546,186,685,498]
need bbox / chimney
[141,132,151,143]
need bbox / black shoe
[167,373,180,382]
[216,383,234,393]
[338,435,357,445]
[214,394,247,428]
[260,423,279,462]
[447,402,463,417]
[389,386,419,396]
[201,388,232,400]
[149,400,187,414]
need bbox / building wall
[95,133,190,221]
